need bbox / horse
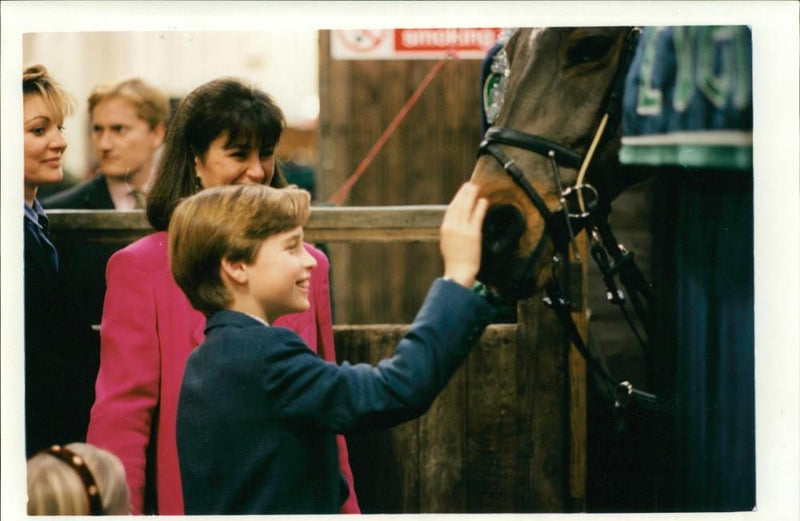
[470,26,648,301]
[469,26,755,512]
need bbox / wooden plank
[465,323,525,512]
[46,206,447,244]
[309,205,445,243]
[317,30,359,323]
[517,295,569,512]
[333,325,419,513]
[568,234,588,512]
[333,324,517,513]
[418,357,467,513]
[418,325,517,513]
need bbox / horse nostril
[482,204,526,256]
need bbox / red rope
[326,52,459,206]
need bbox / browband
[45,445,103,515]
[480,127,584,170]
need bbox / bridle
[478,27,640,263]
[477,27,667,413]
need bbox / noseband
[478,128,584,264]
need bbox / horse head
[471,27,642,300]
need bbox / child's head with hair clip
[27,442,130,515]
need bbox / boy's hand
[440,183,489,288]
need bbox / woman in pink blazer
[87,78,360,515]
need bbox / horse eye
[566,35,615,65]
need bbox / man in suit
[44,77,169,210]
[43,78,169,326]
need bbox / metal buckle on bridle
[546,150,602,262]
[614,381,662,411]
[547,151,581,260]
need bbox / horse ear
[504,29,523,66]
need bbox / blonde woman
[27,442,129,515]
[23,64,98,458]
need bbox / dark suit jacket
[177,278,494,515]
[24,216,99,457]
[42,174,122,325]
[42,173,114,209]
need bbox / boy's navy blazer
[177,278,495,515]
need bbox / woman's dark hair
[146,78,287,231]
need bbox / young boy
[171,183,493,514]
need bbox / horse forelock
[499,28,551,127]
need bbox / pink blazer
[87,232,360,515]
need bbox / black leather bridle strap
[593,219,654,336]
[545,275,664,412]
[480,143,553,222]
[482,127,584,170]
[545,280,617,390]
[603,27,643,134]
[478,142,564,264]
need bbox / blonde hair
[169,184,311,316]
[22,64,75,122]
[88,77,170,129]
[27,443,130,515]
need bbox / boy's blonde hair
[88,77,170,129]
[169,184,311,316]
[27,442,130,515]
[22,64,75,122]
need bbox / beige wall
[23,30,319,179]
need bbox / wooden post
[515,294,568,511]
[568,233,588,511]
[512,233,588,513]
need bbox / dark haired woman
[86,78,360,515]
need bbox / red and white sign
[331,28,502,60]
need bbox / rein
[478,27,668,412]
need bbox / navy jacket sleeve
[261,278,494,432]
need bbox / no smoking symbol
[337,30,389,52]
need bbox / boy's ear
[220,257,249,285]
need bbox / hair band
[44,445,103,515]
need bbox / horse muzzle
[478,203,549,300]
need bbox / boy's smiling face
[243,226,317,323]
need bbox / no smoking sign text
[332,28,502,60]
